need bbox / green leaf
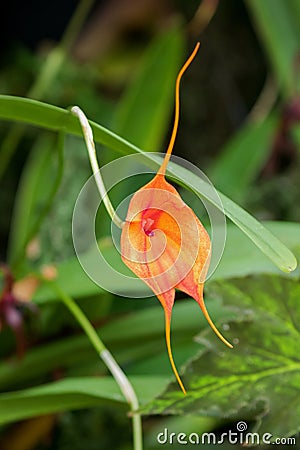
[113,27,184,151]
[0,375,168,425]
[213,221,300,280]
[0,95,297,272]
[141,275,300,440]
[247,0,300,95]
[0,95,142,157]
[209,115,277,203]
[217,193,296,273]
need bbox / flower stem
[71,106,124,228]
[50,282,143,450]
[101,349,143,449]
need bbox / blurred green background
[0,0,300,449]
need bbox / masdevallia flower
[121,43,232,394]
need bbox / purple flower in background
[0,264,38,357]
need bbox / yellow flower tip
[201,303,233,348]
[164,309,187,395]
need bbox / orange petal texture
[120,43,232,394]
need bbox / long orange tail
[158,42,201,177]
[164,309,187,394]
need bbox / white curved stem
[71,106,124,229]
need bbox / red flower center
[142,218,155,236]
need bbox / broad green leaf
[0,375,168,426]
[247,0,300,96]
[213,221,300,280]
[0,95,297,272]
[141,275,300,440]
[0,95,142,157]
[113,27,184,151]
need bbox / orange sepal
[120,43,232,394]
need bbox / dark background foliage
[0,1,299,449]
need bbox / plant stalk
[51,282,143,450]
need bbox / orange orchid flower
[121,43,232,394]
